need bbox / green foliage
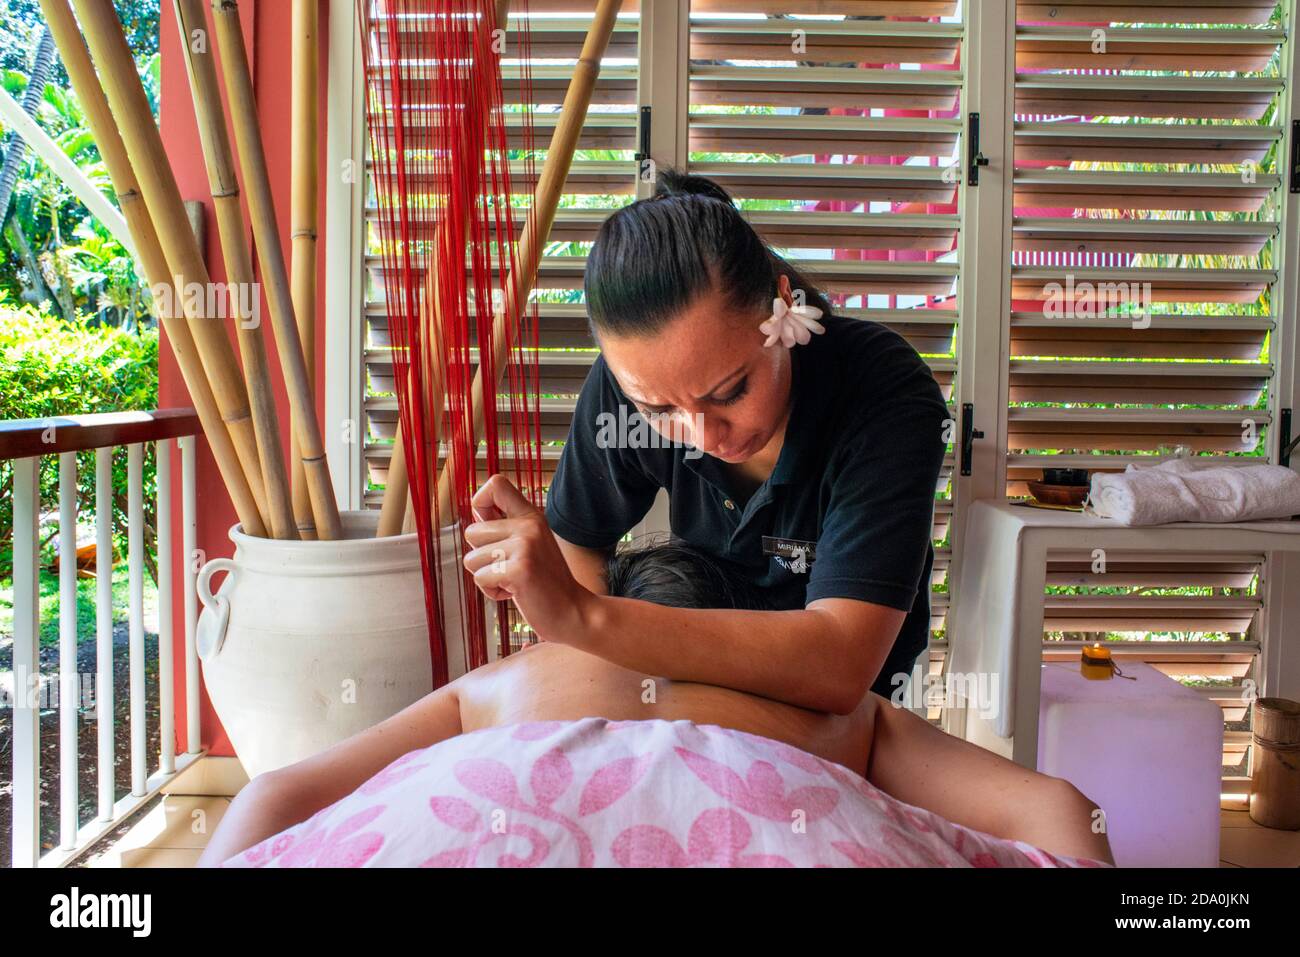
[0,296,159,577]
[1,294,157,412]
[0,3,158,328]
[0,0,160,85]
[0,563,158,648]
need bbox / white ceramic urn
[196,511,475,779]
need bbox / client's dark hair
[604,538,771,611]
[584,168,833,339]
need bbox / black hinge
[967,112,990,187]
[635,105,652,164]
[960,402,984,476]
[1290,121,1300,194]
[1281,408,1298,467]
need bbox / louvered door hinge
[967,112,990,187]
[1290,121,1300,194]
[960,402,984,476]
[1281,408,1298,467]
[635,105,652,164]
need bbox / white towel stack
[1087,458,1300,525]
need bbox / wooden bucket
[1249,697,1300,830]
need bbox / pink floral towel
[222,718,1109,868]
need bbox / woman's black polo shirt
[544,315,949,698]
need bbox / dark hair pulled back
[583,168,832,338]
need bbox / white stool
[1037,661,1222,867]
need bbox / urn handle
[196,557,236,660]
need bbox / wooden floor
[1219,808,1300,868]
[80,757,246,869]
[78,756,1300,868]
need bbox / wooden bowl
[1026,481,1089,508]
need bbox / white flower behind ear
[759,297,826,348]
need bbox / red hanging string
[358,0,542,685]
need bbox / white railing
[3,409,203,867]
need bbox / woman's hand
[462,474,598,643]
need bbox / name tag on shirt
[762,536,817,573]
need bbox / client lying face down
[198,540,1113,866]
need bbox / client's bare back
[452,641,876,775]
[198,635,1113,867]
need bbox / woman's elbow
[1059,779,1103,826]
[1049,778,1115,865]
[806,611,894,715]
[235,767,288,805]
[830,651,891,715]
[197,768,299,867]
[786,673,862,715]
[239,766,319,825]
[819,674,873,716]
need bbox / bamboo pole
[41,0,267,537]
[381,243,454,537]
[70,0,272,533]
[375,0,511,537]
[380,328,449,538]
[172,0,296,540]
[209,0,343,541]
[290,0,319,539]
[379,258,452,537]
[381,417,412,534]
[433,0,624,517]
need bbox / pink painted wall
[158,0,332,757]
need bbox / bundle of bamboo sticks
[40,0,622,544]
[40,0,335,541]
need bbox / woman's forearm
[576,594,897,713]
[462,481,901,711]
[553,534,611,596]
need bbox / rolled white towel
[1087,459,1300,525]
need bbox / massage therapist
[462,170,949,714]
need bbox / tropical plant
[0,2,157,327]
[0,294,159,580]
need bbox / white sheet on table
[946,502,1025,738]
